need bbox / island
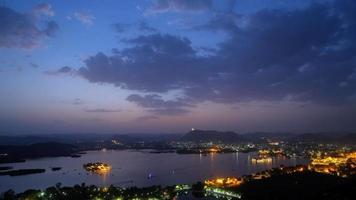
[0,169,46,176]
[51,167,62,171]
[0,142,80,164]
[0,166,13,171]
[83,162,111,174]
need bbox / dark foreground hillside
[1,171,355,200]
[238,171,356,200]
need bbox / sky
[0,0,356,135]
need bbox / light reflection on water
[0,150,309,192]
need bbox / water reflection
[0,150,309,193]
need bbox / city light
[83,162,112,174]
[205,177,243,187]
[309,152,356,176]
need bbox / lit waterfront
[308,152,356,176]
[0,150,308,193]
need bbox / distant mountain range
[180,130,356,144]
[180,129,244,143]
[242,132,298,141]
[0,133,183,146]
[0,131,355,146]
[0,142,79,163]
[0,134,111,145]
[291,132,356,144]
[180,130,299,143]
[0,131,355,163]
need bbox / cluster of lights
[251,156,272,164]
[175,184,190,191]
[204,187,242,199]
[205,177,243,187]
[83,162,111,174]
[309,152,356,175]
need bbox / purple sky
[0,0,356,134]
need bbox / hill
[0,142,79,163]
[180,129,243,143]
[238,171,355,200]
[292,132,356,144]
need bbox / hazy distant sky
[1,0,356,134]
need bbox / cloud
[194,12,242,33]
[72,11,95,26]
[57,66,73,73]
[78,33,205,92]
[188,0,356,104]
[0,6,59,49]
[45,66,76,75]
[30,63,39,68]
[56,0,356,115]
[112,21,157,33]
[73,98,84,105]
[148,0,212,13]
[44,21,59,36]
[33,3,54,17]
[127,94,193,115]
[138,21,157,32]
[85,108,121,113]
[112,23,131,33]
[135,115,159,122]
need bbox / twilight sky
[1,0,356,134]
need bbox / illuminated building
[83,162,111,174]
[204,177,243,188]
[308,152,356,176]
[251,156,272,164]
[209,148,219,153]
[204,187,242,199]
[259,150,270,155]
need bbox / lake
[0,150,309,193]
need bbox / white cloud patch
[33,3,54,17]
[70,11,95,26]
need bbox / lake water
[0,150,309,193]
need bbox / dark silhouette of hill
[0,135,56,145]
[292,132,356,144]
[0,142,79,163]
[238,172,355,200]
[180,129,244,143]
[242,132,297,142]
[0,133,182,146]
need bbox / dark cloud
[30,63,39,68]
[112,23,131,33]
[205,1,356,104]
[112,21,156,33]
[127,94,193,115]
[45,66,76,75]
[44,21,59,37]
[0,5,59,49]
[194,12,242,33]
[61,0,356,115]
[149,0,212,13]
[135,115,159,122]
[138,21,157,32]
[85,108,121,113]
[58,66,73,73]
[79,33,210,92]
[125,34,195,55]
